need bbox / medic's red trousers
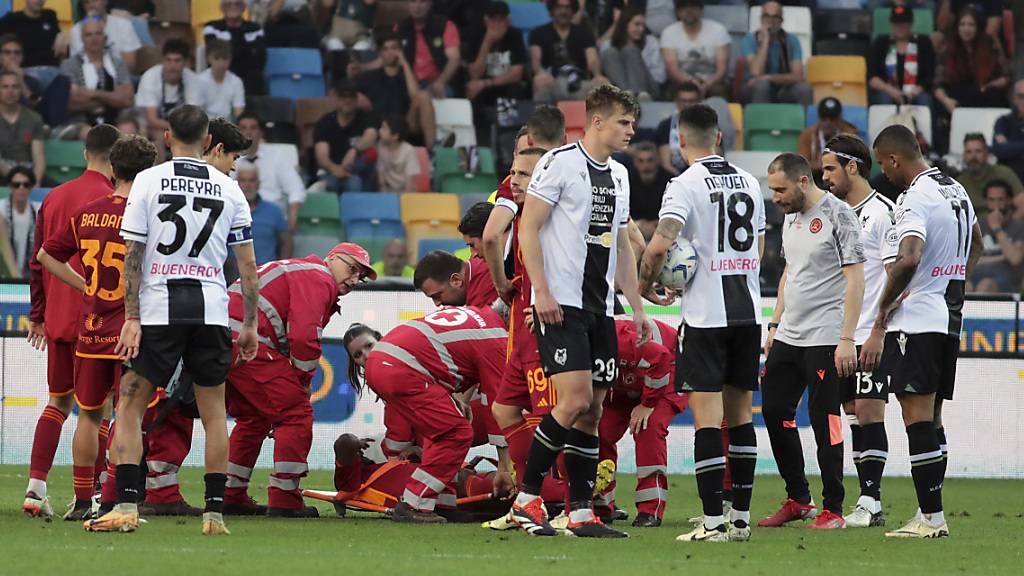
[225,354,313,510]
[365,355,472,512]
[595,390,688,519]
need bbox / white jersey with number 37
[883,167,975,337]
[121,157,253,327]
[659,155,765,328]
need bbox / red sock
[94,420,110,485]
[29,405,67,481]
[73,465,94,502]
[501,419,535,489]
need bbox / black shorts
[839,345,890,403]
[125,325,232,388]
[878,332,959,400]
[534,306,618,387]
[762,340,841,413]
[677,324,761,393]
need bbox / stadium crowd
[0,0,1021,292]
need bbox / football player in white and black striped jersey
[864,125,983,539]
[639,103,765,543]
[86,106,261,536]
[512,85,650,539]
[820,134,896,528]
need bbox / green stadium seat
[347,236,392,263]
[744,104,804,152]
[0,187,8,201]
[433,147,496,192]
[44,140,87,184]
[297,191,342,236]
[293,233,341,259]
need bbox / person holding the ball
[639,103,765,543]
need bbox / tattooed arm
[115,240,146,359]
[638,217,682,304]
[232,242,260,362]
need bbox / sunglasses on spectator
[10,181,32,189]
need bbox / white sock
[514,491,539,507]
[704,514,725,531]
[856,495,881,514]
[569,508,595,523]
[923,511,945,528]
[114,502,138,514]
[26,478,47,498]
[731,509,751,525]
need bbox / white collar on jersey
[695,155,725,163]
[850,190,878,212]
[908,166,940,188]
[171,156,208,164]
[576,142,608,170]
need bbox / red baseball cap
[327,242,378,280]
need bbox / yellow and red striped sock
[29,406,67,482]
[73,465,94,503]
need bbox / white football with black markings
[660,238,698,291]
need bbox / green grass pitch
[0,465,1021,575]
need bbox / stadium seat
[297,191,341,236]
[434,98,476,147]
[0,1,10,18]
[725,151,781,197]
[704,4,749,73]
[152,1,190,24]
[265,48,325,100]
[295,97,334,150]
[813,9,872,55]
[729,102,744,151]
[44,140,86,184]
[867,104,933,147]
[413,147,431,193]
[401,192,461,260]
[246,95,295,125]
[0,186,8,200]
[30,187,51,203]
[948,107,1011,157]
[638,101,675,132]
[559,100,586,143]
[743,104,804,152]
[749,5,812,63]
[293,233,342,259]
[418,238,465,257]
[509,2,551,45]
[806,104,868,141]
[347,236,391,263]
[459,192,491,215]
[872,8,933,39]
[149,21,194,53]
[340,192,404,239]
[806,56,868,106]
[434,147,496,193]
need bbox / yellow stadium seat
[400,193,461,260]
[806,56,868,106]
[728,103,743,151]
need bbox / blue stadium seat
[0,1,11,17]
[264,48,325,100]
[805,104,868,141]
[418,238,465,256]
[30,187,51,203]
[339,192,405,239]
[510,3,551,45]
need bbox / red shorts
[496,347,555,414]
[47,341,75,397]
[73,355,120,410]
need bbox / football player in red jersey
[24,124,120,517]
[37,134,156,520]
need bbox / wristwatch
[768,322,779,330]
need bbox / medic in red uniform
[594,318,688,528]
[223,243,375,517]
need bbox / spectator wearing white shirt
[199,40,246,121]
[70,0,141,73]
[135,39,202,145]
[660,0,730,99]
[237,111,307,230]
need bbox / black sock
[563,429,599,509]
[116,464,140,504]
[858,422,887,501]
[204,473,227,514]
[727,423,757,514]
[849,418,863,488]
[694,427,726,522]
[935,426,948,480]
[907,422,943,514]
[521,414,569,496]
